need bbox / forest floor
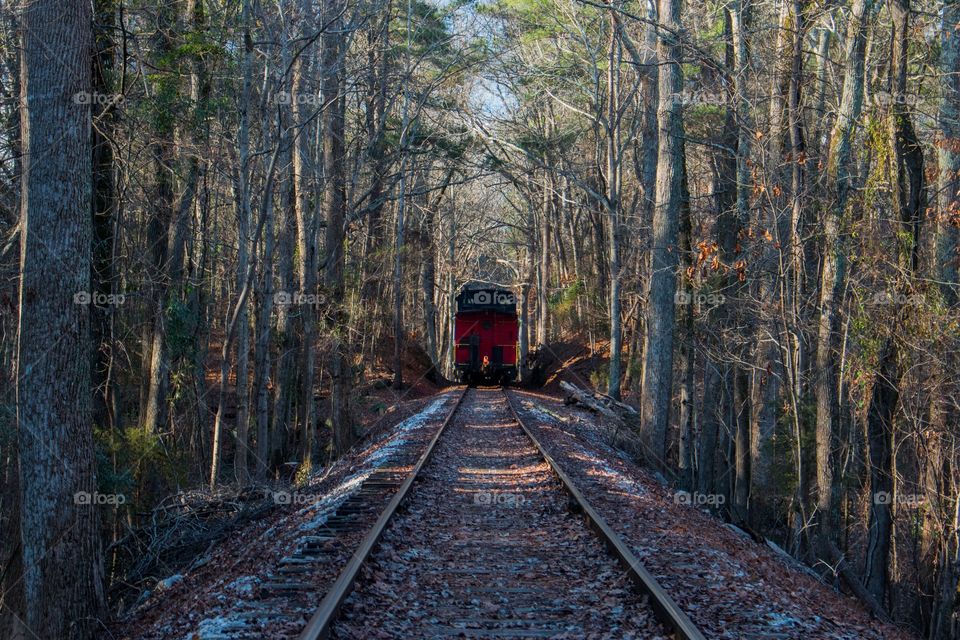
[107,391,462,639]
[509,389,915,639]
[108,379,917,639]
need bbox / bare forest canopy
[0,0,958,637]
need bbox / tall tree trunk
[864,340,899,602]
[537,173,551,346]
[393,4,413,390]
[938,0,960,302]
[816,0,873,547]
[231,0,252,485]
[677,155,694,490]
[864,0,925,602]
[446,199,457,376]
[17,1,106,636]
[272,2,301,469]
[641,0,684,468]
[273,151,298,471]
[606,11,623,400]
[253,29,280,479]
[91,0,118,432]
[324,0,352,454]
[930,4,960,630]
[360,0,391,311]
[418,178,445,377]
[293,0,318,463]
[143,0,203,435]
[393,168,407,389]
[729,0,754,524]
[141,1,176,434]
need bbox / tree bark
[938,0,960,302]
[816,0,873,544]
[323,0,352,454]
[864,0,925,601]
[293,0,318,463]
[640,0,684,469]
[17,1,106,635]
[606,10,623,400]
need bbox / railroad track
[296,387,704,640]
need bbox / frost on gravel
[224,575,258,596]
[520,398,645,496]
[513,391,913,640]
[299,393,452,531]
[191,614,244,639]
[120,391,456,640]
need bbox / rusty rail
[297,387,468,640]
[504,390,706,640]
[299,385,705,640]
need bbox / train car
[454,287,519,385]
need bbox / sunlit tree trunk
[640,0,684,468]
[293,0,318,462]
[816,0,873,547]
[864,0,925,602]
[606,10,623,400]
[938,0,960,302]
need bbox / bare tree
[640,0,684,468]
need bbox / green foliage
[589,363,609,392]
[484,0,573,42]
[295,458,314,487]
[549,280,583,331]
[861,115,890,213]
[0,402,15,461]
[391,0,455,60]
[166,295,199,362]
[94,426,189,508]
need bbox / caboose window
[482,321,492,329]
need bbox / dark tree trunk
[863,0,925,603]
[864,340,898,602]
[324,0,352,454]
[17,1,106,636]
[91,0,118,432]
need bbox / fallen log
[559,381,638,420]
[823,539,893,623]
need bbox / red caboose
[454,287,518,385]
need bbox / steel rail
[504,389,707,640]
[297,386,468,640]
